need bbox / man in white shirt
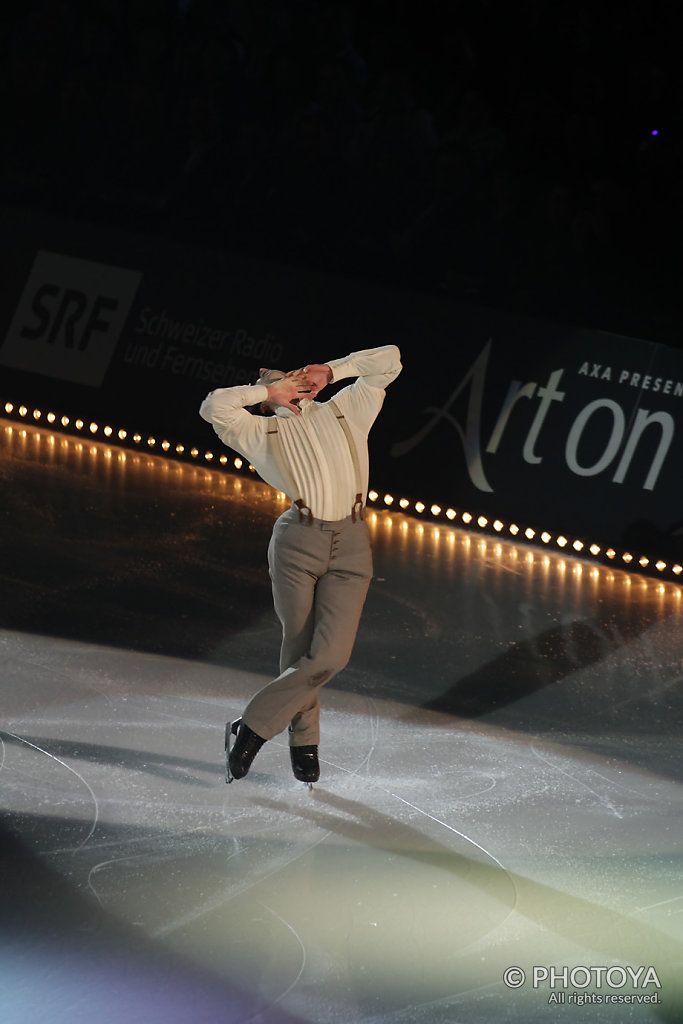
[199,344,402,784]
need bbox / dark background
[2,0,683,566]
[2,0,682,347]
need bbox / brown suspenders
[266,399,364,523]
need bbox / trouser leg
[242,512,372,745]
[273,526,319,744]
[287,564,371,743]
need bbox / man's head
[256,367,286,387]
[253,368,286,416]
[252,365,323,416]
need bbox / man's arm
[199,384,269,454]
[200,383,267,426]
[200,373,310,435]
[325,345,402,391]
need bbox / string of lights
[4,398,682,586]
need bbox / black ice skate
[225,718,265,783]
[290,744,320,789]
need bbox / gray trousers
[242,505,373,746]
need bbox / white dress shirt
[199,345,402,521]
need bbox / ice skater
[199,344,402,785]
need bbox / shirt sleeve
[326,345,402,391]
[323,345,401,435]
[199,383,269,458]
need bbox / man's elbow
[389,345,402,376]
[199,396,213,422]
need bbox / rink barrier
[4,398,682,589]
[2,205,683,573]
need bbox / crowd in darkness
[2,0,682,343]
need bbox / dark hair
[246,402,275,417]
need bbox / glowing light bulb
[415,502,425,513]
[623,553,633,563]
[384,494,394,505]
[541,532,551,544]
[493,520,503,532]
[525,527,535,539]
[462,512,472,524]
[33,409,41,420]
[446,509,456,520]
[19,406,27,417]
[478,516,488,528]
[639,556,649,567]
[431,504,441,516]
[4,403,13,413]
[590,544,600,556]
[61,416,70,427]
[673,565,682,575]
[509,524,519,535]
[573,540,584,551]
[234,457,242,469]
[75,419,84,430]
[368,491,378,502]
[557,536,567,548]
[399,498,410,509]
[656,561,666,571]
[104,425,113,436]
[606,549,616,559]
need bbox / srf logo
[1,250,142,387]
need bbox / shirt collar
[275,398,315,418]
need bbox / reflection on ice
[1,420,683,1022]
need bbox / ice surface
[1,421,682,1023]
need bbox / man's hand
[287,363,332,398]
[265,371,311,414]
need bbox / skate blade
[225,719,240,784]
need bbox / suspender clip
[295,499,314,524]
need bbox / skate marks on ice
[0,665,513,1018]
[1,668,683,1022]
